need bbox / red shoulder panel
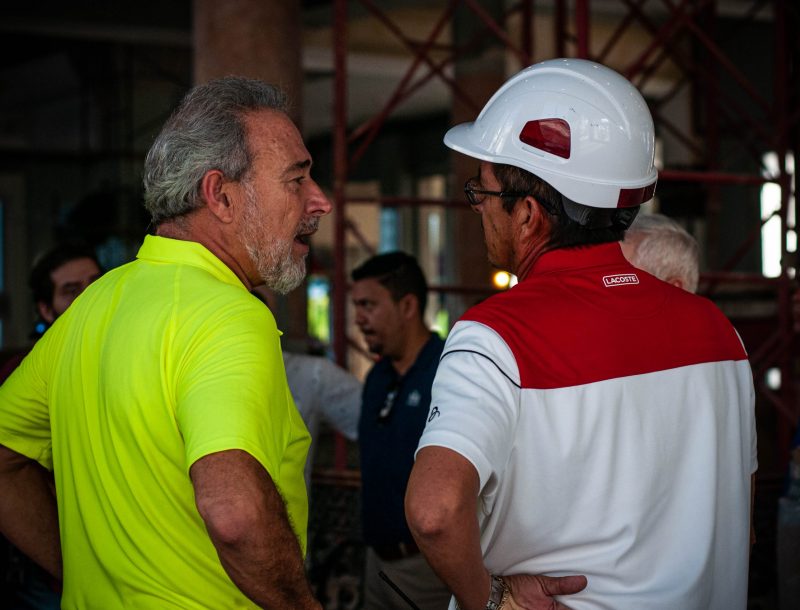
[462,259,746,390]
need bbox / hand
[503,573,587,610]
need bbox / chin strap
[561,195,641,230]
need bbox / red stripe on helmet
[617,180,657,208]
[519,119,571,159]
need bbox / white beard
[240,183,315,295]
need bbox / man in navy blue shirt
[351,252,450,610]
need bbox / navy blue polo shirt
[358,333,445,547]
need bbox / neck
[509,198,554,281]
[390,322,431,376]
[156,213,258,290]
[514,239,552,280]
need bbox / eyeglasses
[464,176,528,207]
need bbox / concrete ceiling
[0,1,778,149]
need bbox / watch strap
[487,575,509,610]
[454,575,509,610]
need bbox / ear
[37,300,56,324]
[200,169,237,224]
[667,277,685,290]
[515,195,550,240]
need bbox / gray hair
[143,76,288,225]
[623,213,700,293]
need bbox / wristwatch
[486,575,510,609]
[455,575,509,610]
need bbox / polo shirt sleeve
[173,298,299,479]
[0,334,55,469]
[416,320,520,501]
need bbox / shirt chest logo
[602,273,639,287]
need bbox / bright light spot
[432,309,450,339]
[766,367,781,391]
[761,152,795,278]
[761,183,781,278]
[493,271,512,289]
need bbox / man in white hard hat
[621,212,700,293]
[405,59,756,610]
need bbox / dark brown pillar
[448,4,506,316]
[193,0,303,123]
[193,0,307,342]
[451,59,505,306]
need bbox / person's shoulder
[460,287,531,332]
[672,288,743,340]
[432,334,446,361]
[667,284,731,319]
[181,283,277,340]
[426,332,446,354]
[411,334,445,373]
[180,265,265,307]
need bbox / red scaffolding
[329,0,798,473]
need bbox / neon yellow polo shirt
[0,235,310,609]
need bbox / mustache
[298,217,320,235]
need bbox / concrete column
[448,4,506,316]
[193,0,308,341]
[193,0,303,124]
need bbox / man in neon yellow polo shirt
[0,77,331,609]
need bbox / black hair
[29,243,100,305]
[492,163,638,249]
[351,251,428,315]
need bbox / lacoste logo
[602,273,639,287]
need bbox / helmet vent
[519,119,571,159]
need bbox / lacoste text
[603,274,639,287]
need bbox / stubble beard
[241,184,316,295]
[366,339,384,356]
[481,216,512,271]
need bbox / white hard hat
[444,58,657,210]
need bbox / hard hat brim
[444,122,491,164]
[444,122,657,209]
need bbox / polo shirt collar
[137,235,247,289]
[398,333,443,379]
[415,333,444,370]
[526,242,628,277]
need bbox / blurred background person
[0,243,102,382]
[283,349,361,486]
[620,212,699,293]
[351,251,451,610]
[251,289,362,486]
[1,242,101,610]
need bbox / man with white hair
[621,212,700,292]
